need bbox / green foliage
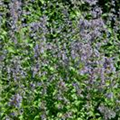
[0,0,120,119]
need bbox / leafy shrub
[0,0,120,119]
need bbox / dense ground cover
[0,0,120,119]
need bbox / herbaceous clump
[0,0,120,120]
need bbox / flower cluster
[0,0,120,119]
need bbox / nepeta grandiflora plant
[0,0,120,120]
